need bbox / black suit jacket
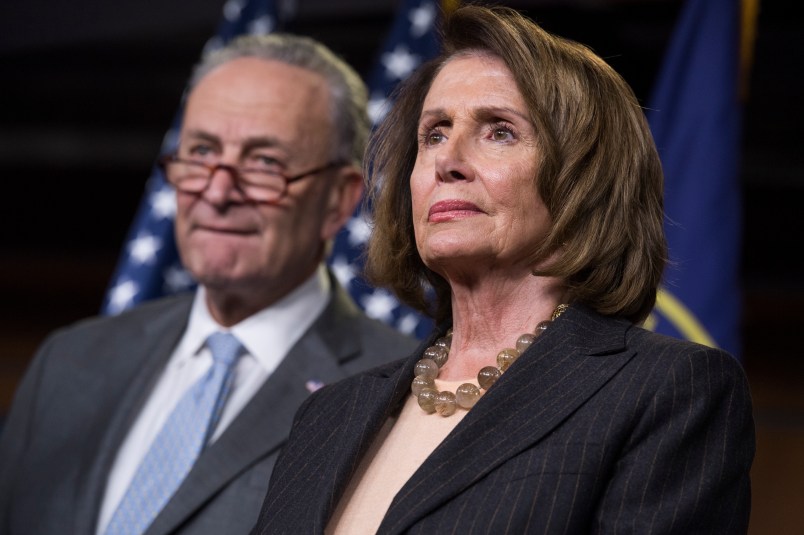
[0,276,418,535]
[254,304,755,534]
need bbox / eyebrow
[419,105,532,125]
[182,129,289,155]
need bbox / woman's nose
[434,135,474,183]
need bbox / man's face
[174,57,358,306]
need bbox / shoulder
[317,275,421,355]
[618,325,753,422]
[560,304,747,385]
[8,295,193,425]
[561,305,750,410]
[626,325,747,380]
[352,313,421,351]
[35,293,193,358]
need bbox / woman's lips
[428,200,483,222]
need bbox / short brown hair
[365,5,667,325]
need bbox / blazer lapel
[322,354,420,522]
[145,278,387,535]
[380,305,637,534]
[73,297,192,535]
[255,355,417,534]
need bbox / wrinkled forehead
[421,53,525,114]
[181,58,335,156]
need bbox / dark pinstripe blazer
[0,274,418,535]
[253,304,755,534]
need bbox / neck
[440,274,566,380]
[203,289,271,327]
[202,264,322,327]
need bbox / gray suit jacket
[0,276,419,535]
[254,304,755,534]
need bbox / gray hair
[189,34,370,167]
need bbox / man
[0,34,418,535]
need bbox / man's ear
[320,165,365,242]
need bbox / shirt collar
[176,264,331,371]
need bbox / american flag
[102,0,444,339]
[329,0,442,339]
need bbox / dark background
[0,1,801,532]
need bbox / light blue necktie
[103,332,243,535]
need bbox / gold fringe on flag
[740,0,760,100]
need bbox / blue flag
[103,0,443,340]
[645,0,743,357]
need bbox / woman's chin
[420,249,493,280]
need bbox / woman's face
[410,53,550,280]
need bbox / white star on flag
[150,186,176,220]
[382,44,420,81]
[368,93,390,126]
[330,255,357,289]
[223,0,245,21]
[164,264,195,292]
[248,15,274,35]
[128,233,162,265]
[361,289,399,323]
[108,280,139,315]
[397,313,421,335]
[346,213,372,246]
[409,3,436,38]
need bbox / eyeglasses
[158,154,344,203]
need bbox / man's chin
[194,270,249,289]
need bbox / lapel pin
[305,379,325,393]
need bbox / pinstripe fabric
[253,304,755,534]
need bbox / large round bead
[477,366,501,390]
[516,333,536,353]
[456,383,481,409]
[434,391,457,417]
[496,348,520,371]
[534,320,552,336]
[424,345,449,368]
[434,335,452,350]
[417,387,438,414]
[411,375,435,396]
[414,358,439,379]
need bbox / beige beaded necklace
[412,303,569,416]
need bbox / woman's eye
[491,127,514,141]
[427,132,444,145]
[420,129,444,146]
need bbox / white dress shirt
[95,265,330,534]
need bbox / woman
[253,5,755,534]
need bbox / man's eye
[249,155,281,169]
[188,144,213,156]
